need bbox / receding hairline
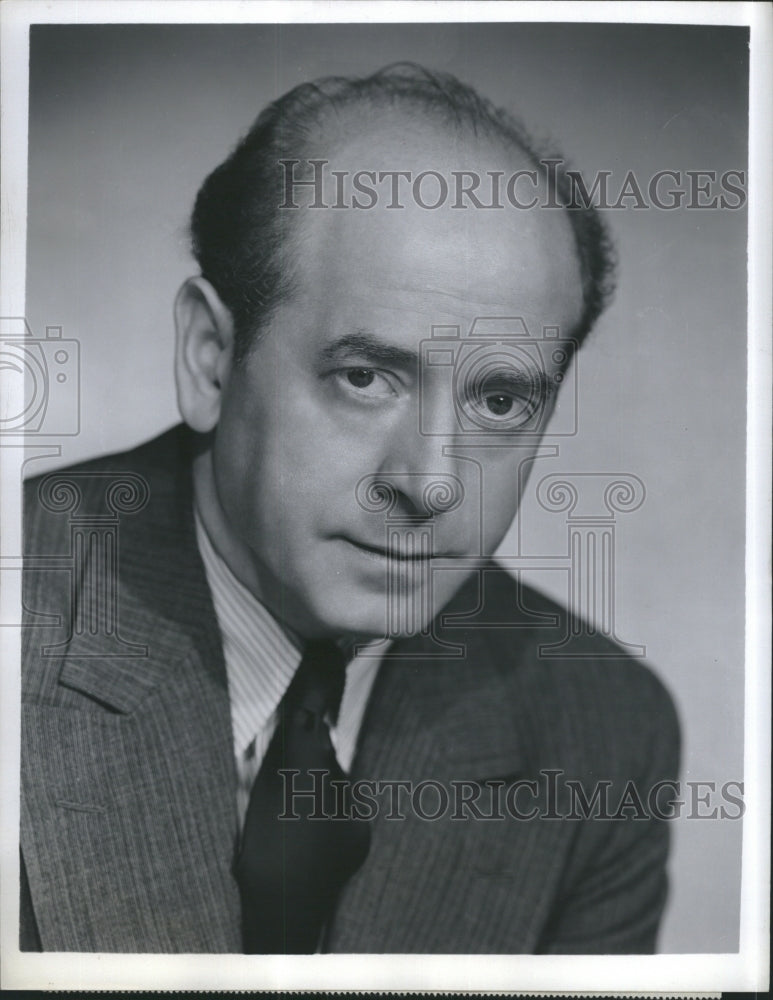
[272,99,581,261]
[189,64,616,363]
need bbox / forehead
[283,114,584,340]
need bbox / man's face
[210,127,584,639]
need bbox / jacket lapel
[326,576,576,953]
[22,427,243,951]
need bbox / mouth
[340,536,436,562]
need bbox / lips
[341,536,435,561]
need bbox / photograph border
[1,0,770,992]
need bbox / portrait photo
[1,1,769,993]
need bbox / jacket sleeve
[537,669,681,954]
[20,851,42,952]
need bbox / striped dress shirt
[194,510,385,828]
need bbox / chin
[310,603,390,641]
[307,587,438,643]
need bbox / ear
[174,277,235,433]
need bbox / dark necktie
[235,639,371,953]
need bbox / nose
[374,398,464,517]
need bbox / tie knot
[284,639,347,725]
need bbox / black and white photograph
[1,1,769,993]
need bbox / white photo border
[1,0,770,992]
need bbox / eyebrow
[319,331,419,369]
[319,329,559,399]
[490,367,555,399]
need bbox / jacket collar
[51,424,535,806]
[56,426,227,713]
[25,427,243,951]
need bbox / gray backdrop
[24,22,748,953]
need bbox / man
[20,65,679,953]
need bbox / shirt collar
[194,508,303,760]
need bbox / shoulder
[21,425,198,704]
[24,425,188,556]
[24,424,189,514]
[457,565,681,780]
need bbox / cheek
[212,396,276,527]
[220,422,355,547]
[214,440,263,535]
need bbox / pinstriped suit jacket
[20,426,680,953]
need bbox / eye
[484,392,514,417]
[347,368,376,389]
[460,369,543,429]
[476,376,531,422]
[335,367,396,399]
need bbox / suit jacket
[20,425,680,953]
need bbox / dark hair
[190,63,616,364]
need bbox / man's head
[188,64,614,365]
[175,65,615,640]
